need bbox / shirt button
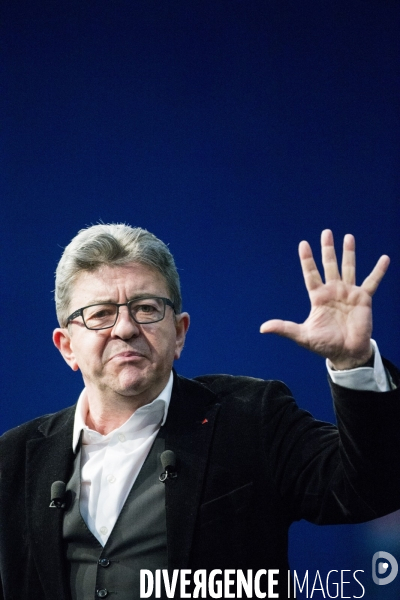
[99,526,108,535]
[118,433,126,442]
[98,558,110,568]
[96,590,108,598]
[106,474,116,484]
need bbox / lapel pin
[201,418,208,425]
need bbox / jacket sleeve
[261,359,400,524]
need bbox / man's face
[53,263,189,407]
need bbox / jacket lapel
[164,374,220,570]
[25,406,75,600]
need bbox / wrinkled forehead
[68,262,169,310]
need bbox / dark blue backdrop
[3,0,399,596]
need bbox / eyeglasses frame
[66,296,176,330]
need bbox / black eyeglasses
[66,296,176,330]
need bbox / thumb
[260,319,302,342]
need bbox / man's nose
[111,305,140,338]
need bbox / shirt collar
[72,371,174,452]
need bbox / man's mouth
[110,350,146,361]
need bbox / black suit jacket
[1,366,400,599]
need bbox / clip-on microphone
[49,481,67,509]
[159,450,178,482]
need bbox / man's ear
[53,328,80,371]
[174,312,190,360]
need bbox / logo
[372,551,398,585]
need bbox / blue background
[3,0,399,595]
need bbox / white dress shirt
[72,342,391,545]
[72,372,173,545]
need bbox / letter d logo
[372,551,398,585]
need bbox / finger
[299,240,323,292]
[321,229,340,282]
[361,255,390,296]
[341,233,356,285]
[260,319,303,343]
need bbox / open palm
[260,230,390,370]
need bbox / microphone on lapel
[159,450,178,482]
[49,481,67,508]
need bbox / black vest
[63,434,167,600]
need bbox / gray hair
[55,223,182,326]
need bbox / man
[1,223,399,600]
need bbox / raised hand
[260,230,390,370]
